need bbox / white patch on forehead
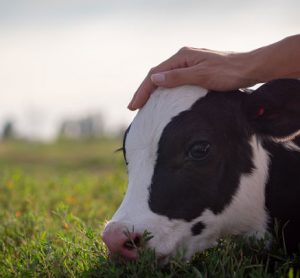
[110,86,207,253]
[127,85,208,152]
[125,85,207,208]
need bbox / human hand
[128,47,258,110]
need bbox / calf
[102,79,300,262]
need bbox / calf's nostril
[123,235,141,250]
[123,240,134,250]
[134,235,141,246]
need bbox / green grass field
[0,139,299,277]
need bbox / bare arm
[247,35,300,82]
[128,35,300,111]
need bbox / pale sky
[0,0,299,139]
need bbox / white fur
[271,129,300,143]
[282,141,300,152]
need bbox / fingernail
[127,103,133,110]
[127,101,136,110]
[128,104,136,110]
[151,73,165,84]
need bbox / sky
[0,0,299,140]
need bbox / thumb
[150,67,194,87]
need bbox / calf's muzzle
[102,221,142,261]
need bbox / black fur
[122,125,131,165]
[263,141,300,252]
[244,79,300,138]
[148,91,254,221]
[191,222,206,236]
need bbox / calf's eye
[187,141,210,161]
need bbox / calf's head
[102,79,300,262]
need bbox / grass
[0,139,299,277]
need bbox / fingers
[128,49,191,110]
[151,67,196,88]
[127,74,157,111]
[128,67,196,110]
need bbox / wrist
[245,47,276,83]
[228,51,263,87]
[241,35,300,84]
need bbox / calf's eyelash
[114,147,124,153]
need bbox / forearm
[128,34,300,110]
[244,35,300,83]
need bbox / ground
[0,139,299,277]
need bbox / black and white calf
[102,79,300,261]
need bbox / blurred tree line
[1,120,17,140]
[58,114,105,140]
[0,114,125,141]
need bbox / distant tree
[58,113,105,140]
[79,114,104,139]
[58,120,80,139]
[113,124,127,139]
[2,120,16,140]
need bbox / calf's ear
[243,79,300,140]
